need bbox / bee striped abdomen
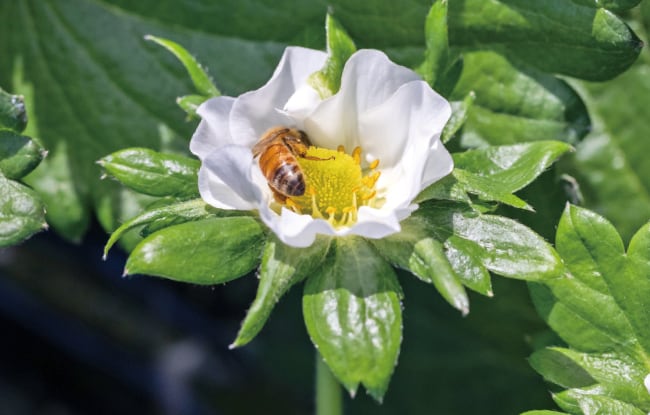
[258,142,306,197]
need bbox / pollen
[281,146,382,227]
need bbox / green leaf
[528,205,650,414]
[145,34,220,98]
[450,51,590,147]
[104,198,234,257]
[0,87,27,132]
[454,141,573,195]
[419,141,572,210]
[372,217,469,314]
[125,217,265,284]
[0,0,292,240]
[570,0,641,12]
[99,148,199,199]
[447,1,642,81]
[417,0,449,87]
[303,237,402,401]
[231,235,332,348]
[419,202,564,281]
[308,14,356,98]
[555,390,647,415]
[444,236,492,296]
[0,173,46,247]
[567,46,650,243]
[441,92,474,144]
[0,129,45,179]
[521,411,569,415]
[529,348,596,389]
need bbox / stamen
[352,147,362,165]
[279,145,382,227]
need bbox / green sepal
[99,148,199,199]
[0,88,27,132]
[308,14,356,99]
[145,35,220,97]
[417,202,564,281]
[372,217,469,314]
[0,129,46,180]
[0,173,46,247]
[231,235,332,348]
[176,94,207,119]
[104,198,239,257]
[125,217,265,285]
[442,92,475,144]
[444,236,492,296]
[418,141,572,210]
[303,237,402,402]
[417,0,449,87]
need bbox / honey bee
[252,126,328,202]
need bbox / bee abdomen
[271,163,305,196]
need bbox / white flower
[645,373,650,395]
[190,47,453,247]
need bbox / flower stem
[316,353,343,415]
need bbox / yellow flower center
[280,146,382,227]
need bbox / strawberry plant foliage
[525,205,650,415]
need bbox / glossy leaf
[0,87,27,132]
[99,148,199,199]
[441,92,474,143]
[447,1,642,81]
[145,35,220,98]
[419,202,564,281]
[125,217,265,284]
[528,205,650,414]
[372,217,469,314]
[418,141,572,210]
[303,237,402,401]
[231,235,332,348]
[308,14,356,98]
[0,129,45,180]
[103,198,234,257]
[0,173,46,247]
[451,51,590,147]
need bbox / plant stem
[315,353,343,415]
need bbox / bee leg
[302,155,335,161]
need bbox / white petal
[303,49,422,151]
[421,138,454,187]
[260,205,335,248]
[359,80,451,168]
[190,97,236,159]
[230,47,327,147]
[347,206,405,239]
[644,374,650,395]
[200,145,265,210]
